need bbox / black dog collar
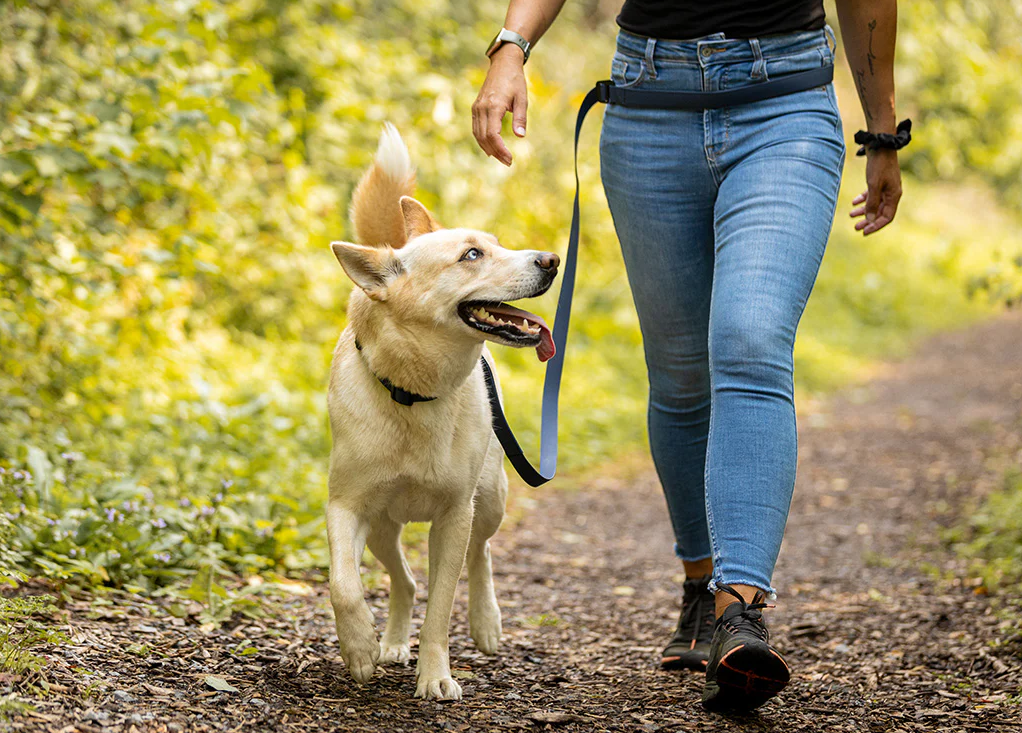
[354,339,437,407]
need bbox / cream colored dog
[326,125,559,701]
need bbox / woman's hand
[472,44,528,166]
[849,148,902,235]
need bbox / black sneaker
[701,583,790,713]
[660,574,715,671]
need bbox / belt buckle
[595,80,613,104]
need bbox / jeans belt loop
[824,24,837,55]
[749,37,767,81]
[644,37,658,80]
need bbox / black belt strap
[480,67,836,487]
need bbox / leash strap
[484,67,834,487]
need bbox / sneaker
[660,574,715,671]
[701,583,790,713]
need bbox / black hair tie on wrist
[854,118,912,156]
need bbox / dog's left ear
[330,241,405,300]
[400,196,441,241]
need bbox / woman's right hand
[472,44,528,166]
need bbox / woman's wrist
[489,42,526,66]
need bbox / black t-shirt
[617,0,826,40]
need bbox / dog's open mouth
[458,302,556,363]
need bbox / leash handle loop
[483,86,601,487]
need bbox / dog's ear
[330,241,405,300]
[399,196,441,241]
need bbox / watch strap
[486,28,531,63]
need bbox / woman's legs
[705,114,845,607]
[600,102,718,568]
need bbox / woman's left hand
[849,148,902,235]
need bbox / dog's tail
[350,123,416,248]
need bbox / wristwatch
[486,28,531,63]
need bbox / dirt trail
[7,314,1022,733]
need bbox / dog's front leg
[415,505,473,701]
[327,500,379,684]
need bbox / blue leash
[483,66,834,487]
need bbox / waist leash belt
[482,66,835,487]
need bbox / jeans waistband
[615,25,835,67]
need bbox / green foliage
[0,595,67,679]
[898,0,1022,208]
[0,0,1020,601]
[953,469,1022,590]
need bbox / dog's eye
[460,247,483,262]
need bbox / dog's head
[331,197,559,362]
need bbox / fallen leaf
[203,676,239,693]
[527,711,584,725]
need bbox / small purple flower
[151,518,167,529]
[179,497,191,508]
[46,518,56,526]
[153,552,171,563]
[214,492,224,504]
[105,507,117,522]
[69,548,77,557]
[143,489,154,503]
[60,452,83,463]
[200,505,215,517]
[221,479,233,490]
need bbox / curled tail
[350,123,416,248]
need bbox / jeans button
[700,47,712,58]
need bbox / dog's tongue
[484,304,556,363]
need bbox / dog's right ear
[400,196,441,241]
[330,241,405,300]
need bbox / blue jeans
[599,28,845,596]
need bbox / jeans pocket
[611,54,648,89]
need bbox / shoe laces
[716,582,773,642]
[677,576,715,644]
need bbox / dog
[326,125,559,700]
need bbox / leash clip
[595,80,613,104]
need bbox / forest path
[10,313,1022,733]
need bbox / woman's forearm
[835,0,898,133]
[498,0,569,57]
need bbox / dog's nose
[535,252,560,272]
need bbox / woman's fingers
[485,102,513,165]
[512,89,528,138]
[851,191,867,206]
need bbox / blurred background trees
[1,0,1020,591]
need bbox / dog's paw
[337,625,380,684]
[470,622,501,656]
[414,676,462,701]
[379,642,411,664]
[345,647,379,684]
[470,604,501,655]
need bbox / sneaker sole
[701,643,790,713]
[660,652,709,672]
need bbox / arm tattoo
[867,19,877,76]
[855,69,873,122]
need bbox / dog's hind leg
[467,469,507,656]
[327,500,379,684]
[367,518,415,664]
[415,504,473,701]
